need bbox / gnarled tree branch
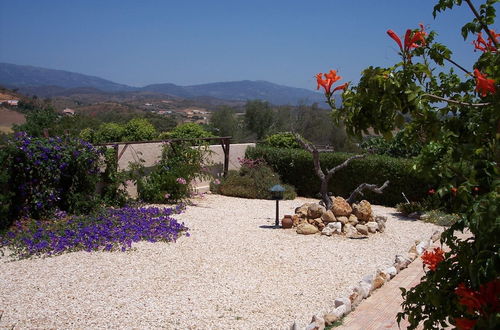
[347,180,390,204]
[422,93,491,107]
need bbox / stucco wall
[115,142,256,198]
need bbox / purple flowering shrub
[0,204,188,259]
[2,133,102,224]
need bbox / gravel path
[0,195,441,329]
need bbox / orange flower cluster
[473,69,496,97]
[454,279,500,329]
[386,24,427,61]
[316,70,348,96]
[421,247,444,271]
[473,30,499,53]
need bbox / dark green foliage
[123,118,157,142]
[244,100,275,140]
[262,132,301,149]
[137,142,210,203]
[360,130,422,158]
[246,146,430,206]
[0,148,13,229]
[159,123,214,141]
[14,106,59,137]
[396,201,424,215]
[216,163,296,200]
[209,106,239,138]
[99,147,129,207]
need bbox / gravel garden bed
[0,194,441,329]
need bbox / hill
[0,63,336,106]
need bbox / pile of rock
[290,197,386,238]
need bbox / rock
[349,288,363,307]
[408,212,421,219]
[348,214,358,226]
[431,230,441,242]
[305,315,325,330]
[355,224,369,235]
[362,274,374,286]
[416,240,430,255]
[385,266,397,278]
[308,204,326,219]
[337,216,349,225]
[373,270,388,289]
[307,219,315,224]
[394,255,411,271]
[334,297,352,313]
[328,222,342,233]
[321,210,336,223]
[313,218,324,226]
[317,222,325,231]
[375,215,388,223]
[296,223,319,235]
[376,219,386,233]
[295,203,312,217]
[407,252,417,261]
[408,244,417,255]
[357,281,372,298]
[323,313,338,326]
[366,221,379,233]
[292,215,300,227]
[344,223,359,237]
[331,197,352,217]
[352,200,373,222]
[331,305,347,318]
[420,213,431,221]
[321,227,334,236]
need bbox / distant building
[0,99,19,106]
[63,108,75,116]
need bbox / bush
[421,210,459,227]
[94,122,125,143]
[262,132,301,149]
[215,158,296,200]
[1,133,102,227]
[360,130,422,158]
[0,148,13,229]
[246,146,431,206]
[123,118,157,142]
[159,123,214,141]
[138,142,211,203]
[396,201,424,215]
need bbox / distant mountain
[0,63,335,106]
[0,63,133,92]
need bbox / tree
[123,118,157,142]
[209,106,239,138]
[14,106,59,137]
[244,100,275,140]
[321,0,499,328]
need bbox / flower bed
[0,204,188,259]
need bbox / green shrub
[360,130,422,158]
[216,160,296,200]
[95,122,125,143]
[160,123,214,140]
[99,147,129,207]
[262,132,301,149]
[421,210,459,227]
[245,146,431,206]
[0,148,13,229]
[138,142,211,203]
[123,118,157,142]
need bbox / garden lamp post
[270,184,285,227]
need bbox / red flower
[316,70,344,96]
[451,187,458,196]
[474,69,496,97]
[473,30,499,53]
[333,82,349,93]
[428,189,435,195]
[421,247,444,271]
[455,280,500,316]
[455,317,477,330]
[386,24,427,61]
[456,283,482,313]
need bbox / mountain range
[0,63,332,106]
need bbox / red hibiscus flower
[386,24,427,61]
[451,187,458,196]
[473,30,499,52]
[428,189,435,195]
[421,247,444,271]
[474,69,496,97]
[316,70,345,96]
[455,280,500,316]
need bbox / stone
[352,200,373,222]
[331,197,352,217]
[375,215,388,223]
[292,215,300,227]
[386,266,397,278]
[308,219,315,224]
[337,216,349,225]
[305,315,325,330]
[408,244,417,254]
[323,313,338,326]
[321,210,336,223]
[373,270,388,289]
[407,252,417,261]
[366,221,379,233]
[334,297,352,313]
[313,218,324,226]
[357,281,372,298]
[344,223,359,237]
[431,230,441,242]
[349,288,363,307]
[416,240,430,255]
[317,222,325,231]
[328,222,342,233]
[348,214,358,226]
[408,212,421,219]
[296,223,319,235]
[376,219,386,233]
[295,203,312,217]
[308,204,326,219]
[321,227,334,236]
[394,255,411,271]
[355,224,369,235]
[331,305,347,318]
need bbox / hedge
[245,146,432,206]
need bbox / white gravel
[0,195,441,329]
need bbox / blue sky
[0,0,497,90]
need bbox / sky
[0,0,497,90]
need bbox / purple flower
[176,177,187,185]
